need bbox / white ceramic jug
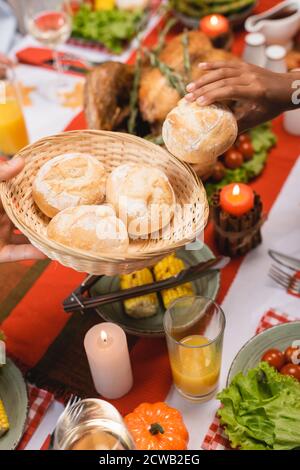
[245,0,300,50]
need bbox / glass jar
[53,398,135,450]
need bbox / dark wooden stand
[211,190,265,257]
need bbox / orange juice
[0,100,29,155]
[170,335,220,398]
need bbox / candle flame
[232,184,240,196]
[100,330,108,343]
[210,15,219,26]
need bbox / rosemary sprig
[182,29,191,84]
[145,49,186,97]
[128,47,142,135]
[153,17,177,55]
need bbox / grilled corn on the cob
[120,268,158,318]
[0,399,9,437]
[153,254,194,309]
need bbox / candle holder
[53,398,135,450]
[211,189,265,257]
[163,296,225,403]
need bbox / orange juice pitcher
[0,66,29,156]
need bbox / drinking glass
[164,296,225,402]
[24,0,72,96]
[54,399,135,450]
[0,65,29,156]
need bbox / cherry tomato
[261,348,285,370]
[224,149,244,169]
[284,346,300,364]
[237,141,254,161]
[280,363,300,381]
[211,161,226,182]
[236,134,251,146]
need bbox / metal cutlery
[268,249,300,272]
[269,264,300,295]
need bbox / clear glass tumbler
[0,65,29,156]
[54,398,135,450]
[164,296,225,402]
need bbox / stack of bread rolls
[33,153,176,256]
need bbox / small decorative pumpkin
[124,402,189,450]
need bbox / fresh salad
[218,362,300,450]
[205,123,277,199]
[71,3,145,53]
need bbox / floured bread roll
[33,153,107,218]
[106,163,175,237]
[47,205,129,255]
[162,99,238,168]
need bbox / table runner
[201,309,298,450]
[0,0,299,424]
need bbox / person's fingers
[190,77,249,102]
[197,61,241,72]
[0,53,13,66]
[0,244,46,263]
[186,68,239,94]
[0,157,25,182]
[195,84,251,106]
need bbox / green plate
[0,358,28,450]
[227,321,300,385]
[90,244,220,337]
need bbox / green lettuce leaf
[217,362,300,450]
[205,123,277,200]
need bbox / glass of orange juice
[164,296,225,402]
[0,65,29,156]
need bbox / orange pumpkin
[124,402,189,450]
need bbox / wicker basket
[0,130,209,275]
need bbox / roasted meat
[139,31,235,125]
[84,61,134,131]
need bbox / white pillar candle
[84,322,133,399]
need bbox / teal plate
[227,321,300,386]
[0,358,28,450]
[90,244,220,337]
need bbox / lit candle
[200,14,229,38]
[84,322,133,399]
[220,183,254,216]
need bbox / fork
[63,395,83,422]
[269,264,300,295]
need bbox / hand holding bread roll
[47,205,129,255]
[162,99,237,177]
[106,163,175,237]
[33,153,107,218]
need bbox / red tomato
[284,346,300,364]
[211,161,226,182]
[280,363,300,381]
[236,134,251,146]
[237,141,254,161]
[224,149,244,169]
[261,348,285,370]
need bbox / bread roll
[162,99,238,168]
[47,205,129,255]
[33,153,107,218]
[106,163,175,237]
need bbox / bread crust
[47,205,129,255]
[106,163,176,237]
[162,100,238,167]
[33,153,107,218]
